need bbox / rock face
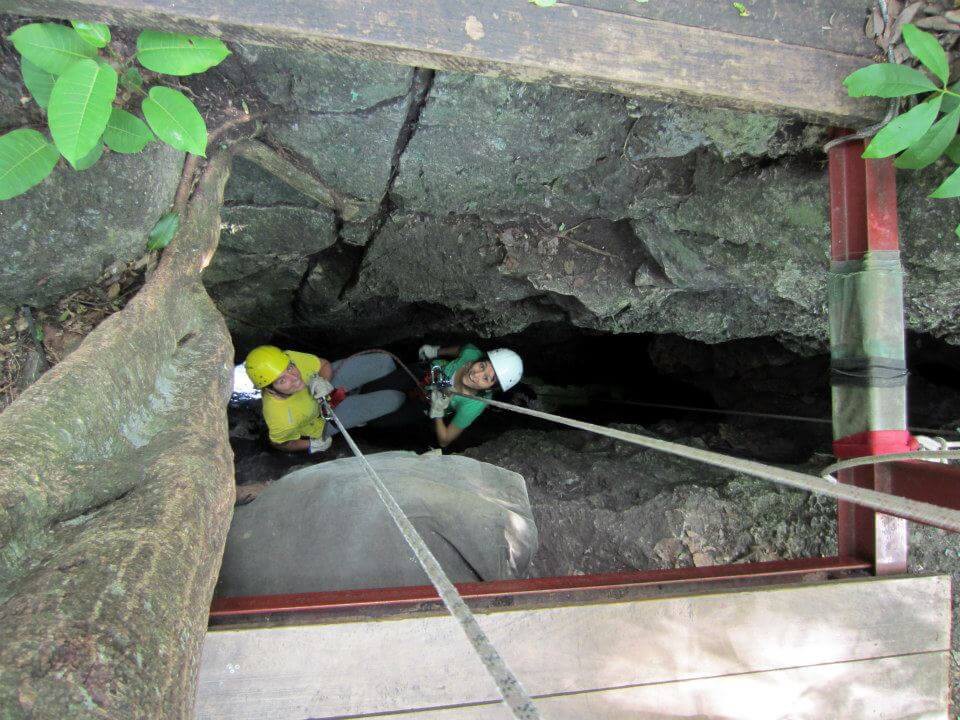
[0,143,184,313]
[2,44,959,354]
[194,47,960,356]
[463,426,836,577]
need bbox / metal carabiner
[319,397,334,422]
[428,364,453,392]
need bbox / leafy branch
[0,21,231,201]
[844,23,960,234]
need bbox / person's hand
[308,437,332,454]
[429,388,451,419]
[308,374,335,400]
[418,344,440,361]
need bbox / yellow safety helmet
[244,345,289,389]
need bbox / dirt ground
[0,253,154,412]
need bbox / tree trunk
[0,153,236,719]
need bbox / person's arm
[437,345,461,359]
[433,418,464,448]
[316,357,333,381]
[271,438,310,452]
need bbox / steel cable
[451,393,960,533]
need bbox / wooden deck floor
[195,574,950,719]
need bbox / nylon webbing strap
[454,393,960,533]
[325,405,543,720]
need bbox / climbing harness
[321,400,543,720]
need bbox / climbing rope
[324,401,543,720]
[537,396,960,438]
[342,351,960,530]
[821,449,960,478]
[450,392,960,533]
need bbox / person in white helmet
[417,343,523,448]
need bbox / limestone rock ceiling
[0,36,949,350]
[201,45,960,354]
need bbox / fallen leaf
[733,2,750,17]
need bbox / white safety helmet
[487,348,523,392]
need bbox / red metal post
[828,136,909,575]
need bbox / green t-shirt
[437,344,488,429]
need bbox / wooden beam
[308,655,950,719]
[196,575,950,718]
[1,0,885,126]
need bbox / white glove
[418,344,440,361]
[308,436,332,454]
[429,388,451,419]
[308,374,335,400]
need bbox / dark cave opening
[229,316,960,477]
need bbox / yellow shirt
[261,350,326,444]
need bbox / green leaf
[942,82,960,113]
[844,63,938,98]
[895,106,960,169]
[141,86,207,156]
[955,223,960,240]
[0,129,60,200]
[20,58,55,109]
[863,95,943,158]
[136,30,231,75]
[146,211,180,251]
[931,164,960,198]
[8,23,98,75]
[119,66,144,91]
[48,58,118,167]
[732,2,750,17]
[528,0,556,6]
[946,135,960,163]
[902,23,949,86]
[71,142,103,171]
[70,20,110,48]
[103,108,154,153]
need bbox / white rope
[454,393,960,533]
[822,450,960,477]
[325,403,543,720]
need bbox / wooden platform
[195,574,950,719]
[1,0,885,125]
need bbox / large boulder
[0,144,184,313]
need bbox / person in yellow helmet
[244,346,405,454]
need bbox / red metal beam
[883,460,960,513]
[209,556,870,620]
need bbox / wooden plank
[1,0,886,125]
[566,0,878,56]
[194,575,950,719]
[365,654,950,719]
